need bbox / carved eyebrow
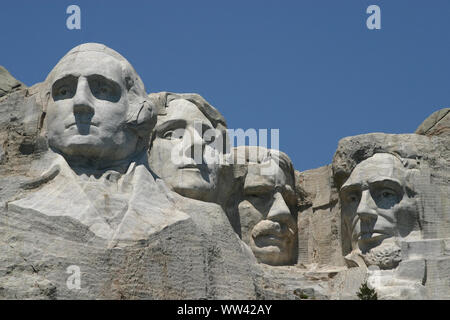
[340,183,362,195]
[155,119,187,133]
[244,183,274,196]
[52,74,78,87]
[53,73,79,83]
[87,74,120,85]
[368,178,403,192]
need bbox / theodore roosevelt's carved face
[340,153,418,253]
[236,148,297,266]
[46,50,139,163]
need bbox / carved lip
[254,234,284,246]
[179,164,200,170]
[357,230,392,241]
[253,227,287,242]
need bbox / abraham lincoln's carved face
[340,153,418,254]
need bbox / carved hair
[149,91,229,152]
[232,145,295,181]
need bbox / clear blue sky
[1,1,449,171]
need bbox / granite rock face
[295,165,344,268]
[0,66,25,98]
[331,129,450,299]
[0,44,449,300]
[415,108,450,138]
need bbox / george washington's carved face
[340,153,418,254]
[46,50,140,163]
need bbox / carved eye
[201,126,217,144]
[52,75,77,101]
[382,190,396,199]
[204,134,216,144]
[348,194,359,203]
[245,190,272,203]
[162,131,174,140]
[100,86,110,94]
[88,76,121,102]
[56,86,73,99]
[162,130,183,140]
[372,187,400,209]
[93,84,112,97]
[59,87,69,96]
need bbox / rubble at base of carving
[0,43,449,300]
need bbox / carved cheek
[239,200,258,217]
[239,200,265,230]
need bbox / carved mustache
[177,161,209,171]
[65,121,99,128]
[356,229,394,241]
[252,220,290,240]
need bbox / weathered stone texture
[0,52,449,300]
[295,165,344,268]
[416,108,450,137]
[0,66,25,98]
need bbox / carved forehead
[234,146,295,189]
[45,43,141,87]
[159,99,214,126]
[48,51,124,84]
[343,153,407,187]
[244,162,293,189]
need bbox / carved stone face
[340,153,418,253]
[148,99,221,202]
[238,159,297,265]
[46,51,138,163]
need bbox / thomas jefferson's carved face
[340,153,418,253]
[148,99,222,202]
[46,51,138,162]
[238,158,297,266]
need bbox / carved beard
[360,241,402,270]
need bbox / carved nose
[183,128,205,163]
[73,77,95,115]
[356,190,378,222]
[267,191,292,225]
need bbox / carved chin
[172,182,216,201]
[52,136,110,158]
[48,129,138,161]
[63,134,103,146]
[169,170,217,200]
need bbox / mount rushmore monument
[0,43,449,299]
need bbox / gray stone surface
[415,108,450,137]
[232,146,298,266]
[0,66,25,98]
[295,165,344,268]
[148,92,228,204]
[332,132,450,299]
[0,46,261,299]
[0,43,449,299]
